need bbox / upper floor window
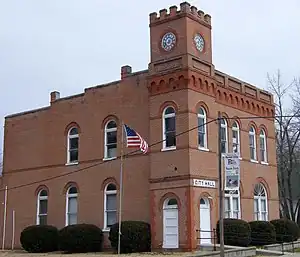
[66,186,78,225]
[254,183,268,221]
[224,190,240,219]
[104,183,117,230]
[198,107,207,149]
[220,118,228,154]
[104,120,117,159]
[259,129,267,163]
[37,189,48,225]
[232,121,240,156]
[67,127,79,164]
[163,106,176,149]
[249,126,256,161]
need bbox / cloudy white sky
[1,0,300,157]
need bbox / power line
[0,114,298,193]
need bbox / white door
[200,198,211,244]
[163,198,179,249]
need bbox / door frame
[199,197,212,245]
[163,198,179,249]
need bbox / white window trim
[36,190,48,225]
[162,106,176,150]
[65,187,78,226]
[103,184,117,231]
[198,108,207,150]
[224,191,241,219]
[249,126,257,161]
[232,121,240,157]
[66,127,79,165]
[259,130,268,164]
[221,118,228,155]
[104,120,117,160]
[254,184,268,221]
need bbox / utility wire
[0,114,299,193]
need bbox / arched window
[232,121,240,156]
[198,107,207,149]
[259,129,267,163]
[220,118,228,154]
[37,189,48,225]
[67,127,79,164]
[254,183,268,221]
[104,183,117,229]
[163,106,176,149]
[249,126,256,161]
[104,120,117,159]
[224,190,240,219]
[66,186,78,225]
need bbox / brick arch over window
[247,121,258,133]
[102,115,119,129]
[229,116,242,129]
[195,101,209,117]
[34,185,49,197]
[258,124,269,137]
[64,122,81,136]
[254,177,271,198]
[198,192,214,208]
[101,177,119,191]
[159,101,179,115]
[62,181,80,195]
[159,192,181,211]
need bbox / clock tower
[148,1,212,75]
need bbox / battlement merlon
[149,1,211,27]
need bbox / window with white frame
[163,106,176,149]
[66,186,78,225]
[198,107,207,149]
[104,183,117,229]
[254,183,268,221]
[220,118,228,154]
[259,129,267,163]
[67,127,79,163]
[249,126,256,161]
[37,189,48,225]
[224,190,240,219]
[104,120,117,159]
[232,121,240,156]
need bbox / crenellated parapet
[149,1,211,27]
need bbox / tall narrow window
[220,118,228,154]
[249,126,256,161]
[198,107,207,149]
[67,127,79,164]
[163,106,176,149]
[104,183,117,229]
[254,183,268,221]
[66,186,78,225]
[260,129,267,163]
[224,190,240,219]
[104,120,117,159]
[37,189,48,225]
[232,121,240,156]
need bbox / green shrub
[270,218,300,243]
[216,218,251,247]
[59,224,103,253]
[109,221,151,253]
[20,225,59,253]
[249,221,276,246]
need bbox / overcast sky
[1,0,300,158]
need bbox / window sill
[161,146,176,152]
[261,161,269,166]
[103,157,117,161]
[102,228,110,232]
[250,159,258,163]
[198,147,209,152]
[65,162,79,166]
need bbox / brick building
[0,1,279,251]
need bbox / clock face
[194,33,205,52]
[161,32,176,52]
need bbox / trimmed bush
[20,225,59,253]
[216,218,251,247]
[109,221,151,253]
[249,221,276,246]
[270,218,300,243]
[59,224,103,253]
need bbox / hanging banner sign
[224,153,240,191]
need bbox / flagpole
[117,122,125,255]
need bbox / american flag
[123,124,149,154]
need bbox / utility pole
[217,111,224,257]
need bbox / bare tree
[268,70,300,222]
